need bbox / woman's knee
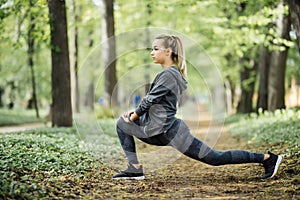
[116,117,129,131]
[116,117,145,138]
[116,117,123,127]
[116,118,128,135]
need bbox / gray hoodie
[135,66,187,136]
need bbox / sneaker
[112,163,145,180]
[261,151,282,180]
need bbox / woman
[113,34,282,181]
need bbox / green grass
[227,109,300,155]
[0,109,47,126]
[0,119,119,199]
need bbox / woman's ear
[166,48,172,57]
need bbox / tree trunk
[288,0,300,54]
[84,82,95,111]
[268,1,291,112]
[8,81,15,109]
[256,46,271,112]
[83,30,96,111]
[224,76,234,114]
[47,0,73,127]
[237,58,258,113]
[144,1,152,94]
[70,0,80,113]
[0,87,4,108]
[27,0,39,118]
[102,0,118,107]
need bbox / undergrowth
[228,109,300,155]
[0,119,119,199]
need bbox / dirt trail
[0,122,48,133]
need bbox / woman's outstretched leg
[166,119,264,165]
[183,137,265,166]
[167,119,282,179]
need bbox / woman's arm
[135,71,175,117]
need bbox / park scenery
[0,0,300,199]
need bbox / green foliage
[0,0,51,109]
[211,0,297,88]
[228,109,300,155]
[0,0,12,23]
[0,121,119,199]
[286,37,300,79]
[0,111,121,198]
[95,105,115,119]
[1,0,300,112]
[0,128,89,198]
[97,118,118,138]
[0,109,46,126]
[74,118,122,163]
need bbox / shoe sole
[270,155,282,179]
[113,176,145,180]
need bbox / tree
[1,0,299,115]
[70,0,80,113]
[102,0,117,107]
[27,0,39,118]
[47,0,72,126]
[213,0,294,113]
[85,30,96,111]
[268,0,291,111]
[288,0,300,53]
[237,57,258,113]
[234,1,259,114]
[256,46,271,112]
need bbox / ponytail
[174,36,187,79]
[155,34,187,79]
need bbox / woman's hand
[121,110,139,123]
[122,110,134,118]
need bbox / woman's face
[151,39,167,65]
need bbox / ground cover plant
[228,109,300,157]
[0,128,88,199]
[0,118,121,200]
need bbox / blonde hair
[155,34,187,79]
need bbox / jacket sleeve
[135,71,175,116]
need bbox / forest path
[0,122,48,133]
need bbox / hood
[168,66,187,94]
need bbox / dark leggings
[116,118,264,165]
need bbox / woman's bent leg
[116,117,172,164]
[116,126,139,164]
